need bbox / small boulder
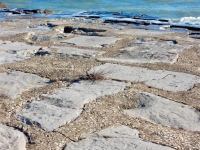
[44,9,54,14]
[0,2,7,8]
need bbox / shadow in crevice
[64,26,106,34]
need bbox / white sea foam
[180,17,200,25]
[171,17,200,25]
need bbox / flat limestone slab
[0,41,41,55]
[61,36,121,48]
[90,63,200,92]
[124,92,200,131]
[0,71,50,99]
[0,27,49,37]
[173,36,200,43]
[99,51,178,64]
[64,125,174,150]
[98,40,190,64]
[120,40,189,52]
[0,51,26,64]
[113,28,172,36]
[0,124,26,150]
[30,33,73,43]
[0,41,41,64]
[50,46,103,58]
[0,27,23,37]
[16,80,127,131]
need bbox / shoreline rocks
[0,2,7,9]
[0,8,54,15]
[44,9,54,14]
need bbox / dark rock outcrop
[1,8,42,14]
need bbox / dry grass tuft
[79,69,112,82]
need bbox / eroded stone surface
[0,41,41,64]
[64,125,174,150]
[30,33,72,43]
[0,27,23,37]
[121,40,188,52]
[124,92,200,131]
[50,46,103,58]
[1,18,200,150]
[0,51,26,64]
[0,27,49,37]
[0,41,41,54]
[114,28,172,36]
[16,80,127,131]
[98,40,190,64]
[0,71,50,99]
[61,36,121,48]
[99,51,178,64]
[90,63,200,92]
[0,124,26,150]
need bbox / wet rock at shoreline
[44,9,54,14]
[0,8,45,14]
[0,2,7,9]
[9,8,42,14]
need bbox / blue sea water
[1,0,200,24]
